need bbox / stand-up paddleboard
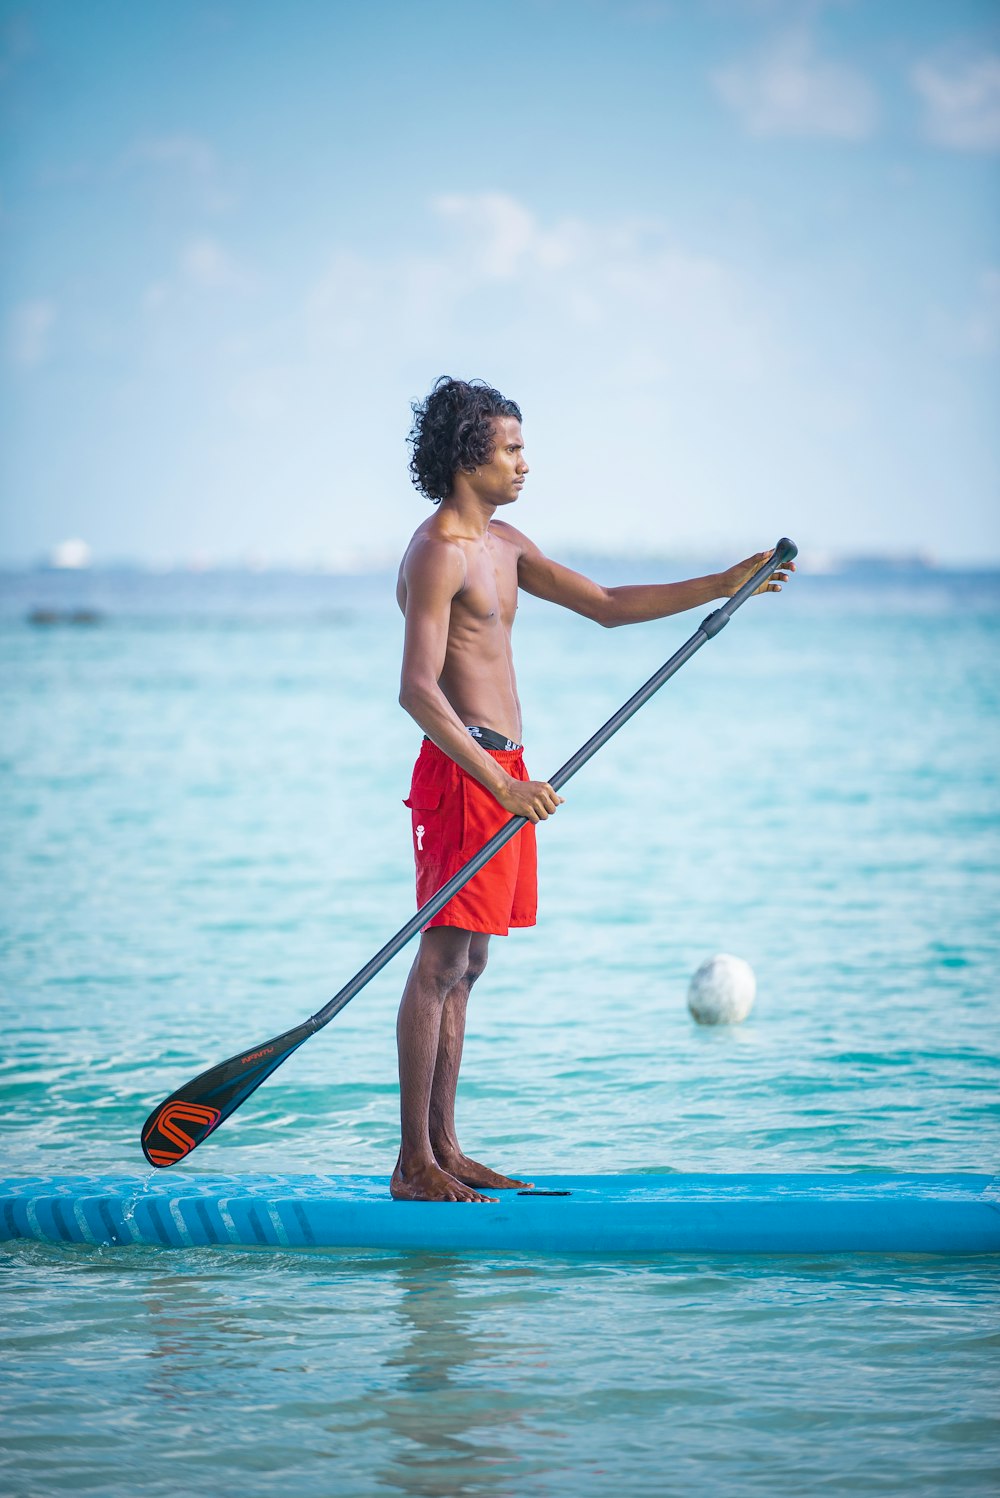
[3,1174,997,1254]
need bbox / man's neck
[437,486,496,541]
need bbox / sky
[1,0,998,569]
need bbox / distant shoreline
[2,554,999,582]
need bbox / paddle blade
[141,1021,313,1167]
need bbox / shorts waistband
[465,725,523,752]
[421,727,523,754]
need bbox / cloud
[180,236,256,291]
[936,268,1000,356]
[969,268,1000,353]
[128,134,218,174]
[141,236,257,312]
[439,194,766,369]
[911,54,1000,152]
[300,193,773,387]
[166,191,775,544]
[433,192,582,278]
[6,299,56,368]
[712,30,877,140]
[124,134,236,212]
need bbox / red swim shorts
[403,738,538,936]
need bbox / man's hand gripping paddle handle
[141,538,798,1166]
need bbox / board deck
[2,1173,998,1254]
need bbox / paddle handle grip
[707,536,798,626]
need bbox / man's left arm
[505,526,793,627]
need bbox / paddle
[142,537,797,1166]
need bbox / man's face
[469,416,528,507]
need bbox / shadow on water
[376,1254,540,1497]
[125,1246,555,1496]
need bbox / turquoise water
[1,565,999,1494]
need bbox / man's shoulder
[401,522,468,588]
[403,513,459,554]
[488,518,538,555]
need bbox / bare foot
[435,1152,534,1191]
[391,1157,498,1203]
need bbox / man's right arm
[398,539,562,823]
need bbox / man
[392,377,793,1203]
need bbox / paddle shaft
[306,537,798,1034]
[140,538,796,1165]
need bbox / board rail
[2,1173,998,1255]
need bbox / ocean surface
[1,562,998,1495]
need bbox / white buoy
[687,954,756,1025]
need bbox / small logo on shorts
[415,824,425,851]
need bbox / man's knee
[465,937,490,988]
[417,930,475,997]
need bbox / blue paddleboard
[1,1173,997,1254]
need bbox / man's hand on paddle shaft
[496,776,564,823]
[722,548,796,598]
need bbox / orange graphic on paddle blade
[143,1101,222,1165]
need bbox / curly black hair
[407,377,523,503]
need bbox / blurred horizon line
[1,545,998,579]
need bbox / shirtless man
[392,377,793,1203]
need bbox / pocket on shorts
[405,754,462,869]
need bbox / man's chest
[457,542,519,629]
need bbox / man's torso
[397,518,524,742]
